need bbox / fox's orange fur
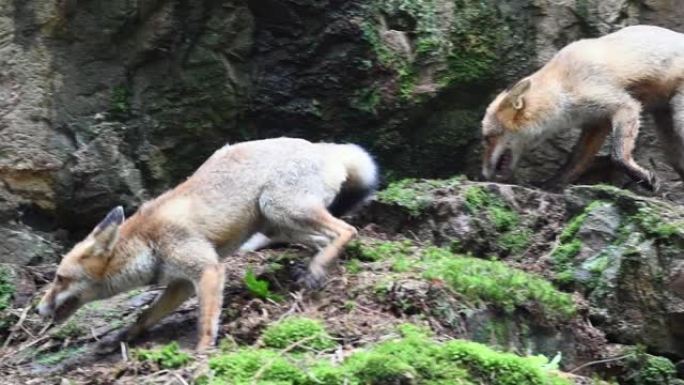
[482,25,684,190]
[37,138,378,350]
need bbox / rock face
[1,0,683,267]
[364,179,684,360]
[564,186,684,358]
[1,0,253,263]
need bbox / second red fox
[481,25,684,191]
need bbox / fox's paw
[297,272,326,290]
[639,171,661,193]
[120,324,144,343]
[649,172,661,193]
[292,263,326,290]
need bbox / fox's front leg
[543,120,611,189]
[166,239,225,351]
[125,279,195,341]
[610,99,659,191]
[196,262,225,351]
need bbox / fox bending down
[37,138,378,350]
[481,25,684,191]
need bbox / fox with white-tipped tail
[37,137,378,350]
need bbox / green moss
[463,185,519,231]
[261,317,336,352]
[53,319,83,340]
[463,185,489,213]
[136,342,192,369]
[489,205,519,232]
[441,340,568,385]
[499,229,531,254]
[109,84,131,117]
[422,247,575,319]
[441,0,505,86]
[626,353,680,385]
[579,251,613,292]
[463,185,530,255]
[345,259,363,274]
[366,0,506,98]
[348,352,418,384]
[208,348,306,384]
[560,213,588,244]
[244,269,283,302]
[377,179,429,216]
[551,239,582,285]
[345,239,418,273]
[632,204,684,239]
[346,239,413,262]
[377,177,462,216]
[205,323,571,385]
[391,254,417,272]
[560,201,606,243]
[36,346,85,366]
[351,87,382,114]
[0,267,14,312]
[552,201,610,285]
[306,360,347,384]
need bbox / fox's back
[193,137,324,185]
[544,25,684,91]
[136,138,336,248]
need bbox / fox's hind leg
[259,191,357,289]
[298,209,357,288]
[609,96,659,191]
[543,119,611,188]
[662,88,684,182]
[652,105,684,182]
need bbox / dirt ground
[0,228,446,384]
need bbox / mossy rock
[204,323,572,385]
[562,185,684,357]
[261,317,336,352]
[362,180,562,260]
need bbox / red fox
[37,138,378,350]
[481,25,684,191]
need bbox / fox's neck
[526,79,573,138]
[103,235,160,296]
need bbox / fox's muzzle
[37,283,81,322]
[37,287,57,317]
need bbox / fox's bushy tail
[327,143,379,217]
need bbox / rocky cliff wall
[0,0,682,263]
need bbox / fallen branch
[171,371,190,385]
[0,335,50,363]
[569,353,634,374]
[2,305,33,349]
[121,341,129,362]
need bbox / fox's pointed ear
[505,79,531,111]
[91,206,124,254]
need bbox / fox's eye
[56,275,66,284]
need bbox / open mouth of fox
[494,149,513,179]
[53,296,80,323]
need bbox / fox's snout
[36,285,58,318]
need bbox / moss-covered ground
[199,321,570,385]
